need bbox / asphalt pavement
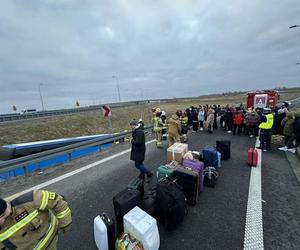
[1,128,300,250]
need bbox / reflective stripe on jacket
[0,190,72,250]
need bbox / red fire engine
[246,90,279,111]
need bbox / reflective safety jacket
[153,117,163,132]
[0,190,72,250]
[180,116,188,125]
[259,114,274,130]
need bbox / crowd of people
[151,102,300,153]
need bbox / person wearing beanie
[0,190,72,250]
[130,119,153,180]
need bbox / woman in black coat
[130,120,153,179]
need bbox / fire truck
[246,90,279,111]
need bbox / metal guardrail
[0,126,153,174]
[0,100,162,123]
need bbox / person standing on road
[232,108,244,135]
[130,119,153,180]
[206,107,215,134]
[198,106,205,131]
[168,113,182,146]
[0,190,72,250]
[257,107,274,152]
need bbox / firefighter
[160,111,168,141]
[257,107,274,151]
[0,190,72,250]
[168,112,182,146]
[153,110,163,148]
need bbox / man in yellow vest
[0,190,72,250]
[258,107,274,151]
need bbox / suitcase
[182,159,204,192]
[128,177,144,197]
[156,178,186,230]
[141,188,156,216]
[173,167,199,206]
[216,140,231,160]
[94,213,116,250]
[247,148,258,167]
[157,165,175,181]
[202,146,218,168]
[217,152,222,168]
[113,189,141,235]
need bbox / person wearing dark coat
[224,107,233,133]
[130,120,153,180]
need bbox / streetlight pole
[38,83,45,111]
[112,75,121,102]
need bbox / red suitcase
[247,148,258,167]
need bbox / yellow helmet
[156,108,161,113]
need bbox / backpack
[155,178,187,230]
[203,167,218,188]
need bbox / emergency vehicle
[246,90,279,110]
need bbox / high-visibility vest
[259,114,274,129]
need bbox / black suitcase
[94,213,116,250]
[156,178,186,230]
[141,188,156,216]
[113,189,141,235]
[127,177,144,197]
[216,140,231,160]
[173,167,199,206]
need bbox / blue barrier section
[26,154,69,173]
[71,146,99,159]
[0,143,113,182]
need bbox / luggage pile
[94,176,160,250]
[93,140,231,250]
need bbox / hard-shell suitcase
[173,167,199,206]
[157,165,175,181]
[128,177,144,197]
[247,148,258,167]
[94,213,116,250]
[217,152,222,168]
[182,159,204,192]
[202,146,218,168]
[113,189,141,235]
[216,140,231,160]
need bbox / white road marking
[5,139,156,201]
[243,137,264,250]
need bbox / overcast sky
[0,0,299,113]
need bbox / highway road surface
[1,129,300,250]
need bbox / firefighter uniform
[168,114,182,147]
[258,111,274,151]
[0,190,72,250]
[153,114,163,148]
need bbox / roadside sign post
[102,105,112,131]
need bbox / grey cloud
[0,0,299,113]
